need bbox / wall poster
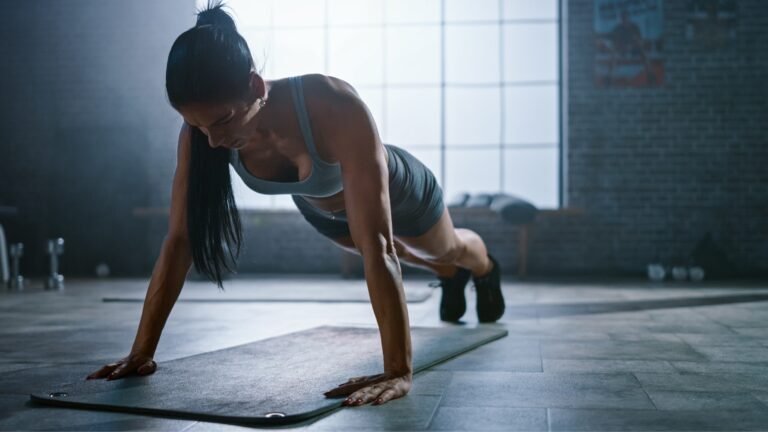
[594,0,665,87]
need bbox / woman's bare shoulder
[300,73,360,102]
[297,74,374,162]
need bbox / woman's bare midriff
[302,190,347,213]
[297,146,389,213]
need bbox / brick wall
[562,0,767,276]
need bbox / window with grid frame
[193,0,560,210]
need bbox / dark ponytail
[165,0,255,289]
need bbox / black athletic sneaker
[473,254,505,323]
[430,267,472,322]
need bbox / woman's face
[177,71,268,150]
[178,100,256,150]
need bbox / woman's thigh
[329,234,415,259]
[394,207,461,262]
[329,207,461,265]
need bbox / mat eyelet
[264,412,286,418]
[49,392,68,398]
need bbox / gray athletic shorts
[291,144,445,239]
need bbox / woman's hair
[165,0,255,289]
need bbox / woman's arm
[88,123,194,380]
[131,123,194,357]
[321,78,413,404]
[130,235,191,357]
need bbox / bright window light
[193,0,560,209]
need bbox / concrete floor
[2,276,768,431]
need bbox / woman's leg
[394,206,504,323]
[328,235,460,278]
[326,209,492,279]
[395,207,492,278]
[327,209,503,323]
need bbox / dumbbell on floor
[8,243,24,291]
[45,238,65,291]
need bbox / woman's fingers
[343,376,411,406]
[345,386,379,406]
[108,358,140,380]
[325,374,388,397]
[86,363,120,380]
[325,380,370,397]
[106,363,129,381]
[86,354,156,381]
[86,357,130,380]
[137,360,157,376]
[372,388,396,405]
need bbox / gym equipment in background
[45,238,65,291]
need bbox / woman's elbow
[357,232,396,258]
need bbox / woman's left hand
[324,372,412,406]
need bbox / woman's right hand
[86,352,157,381]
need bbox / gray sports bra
[229,76,344,198]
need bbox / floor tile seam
[454,368,680,379]
[673,335,768,346]
[546,406,768,415]
[502,336,613,343]
[539,354,708,363]
[662,333,714,363]
[679,344,763,363]
[540,339,701,347]
[532,322,731,331]
[438,400,661,411]
[706,317,750,334]
[667,366,768,375]
[541,358,679,372]
[657,360,680,374]
[424,371,452,430]
[452,370,686,379]
[623,332,686,344]
[646,389,768,400]
[630,372,660,411]
[751,392,768,410]
[632,383,768,395]
[537,339,544,373]
[681,344,768,353]
[638,369,768,377]
[545,406,551,432]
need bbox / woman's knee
[426,239,466,265]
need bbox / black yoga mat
[30,326,507,426]
[102,280,434,303]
